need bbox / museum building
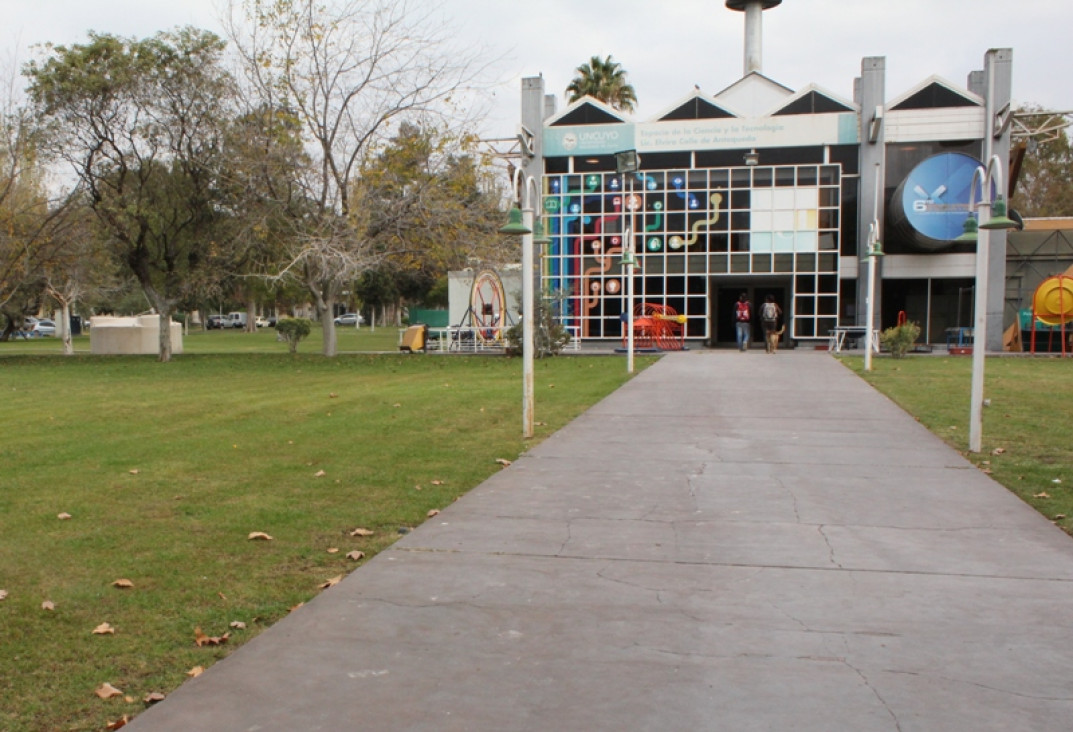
[517,0,1022,349]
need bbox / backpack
[735,302,750,322]
[761,302,778,322]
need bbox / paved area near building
[128,350,1073,731]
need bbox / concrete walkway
[129,350,1073,731]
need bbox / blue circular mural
[899,152,982,243]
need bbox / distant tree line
[1,0,513,359]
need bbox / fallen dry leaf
[427,509,440,517]
[496,458,512,467]
[319,575,343,589]
[144,692,166,704]
[112,579,134,589]
[431,479,445,486]
[329,392,338,398]
[0,589,7,601]
[218,592,227,601]
[992,447,1006,455]
[326,547,339,554]
[42,600,55,611]
[1035,492,1051,499]
[95,682,123,699]
[105,715,130,730]
[289,602,305,613]
[347,550,365,561]
[1054,514,1067,521]
[128,469,140,475]
[229,621,246,630]
[349,528,374,537]
[57,512,72,520]
[314,470,326,477]
[247,532,273,541]
[194,626,230,647]
[393,402,402,408]
[93,622,115,635]
[187,666,204,678]
[124,696,134,704]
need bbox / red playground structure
[622,303,688,351]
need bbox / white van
[227,312,247,328]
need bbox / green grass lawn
[0,351,652,731]
[0,322,402,356]
[843,355,1073,534]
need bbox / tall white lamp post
[615,150,641,373]
[864,163,884,372]
[954,154,1018,453]
[499,170,540,439]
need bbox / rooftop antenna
[725,0,782,76]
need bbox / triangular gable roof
[888,75,982,111]
[546,96,628,127]
[713,71,795,101]
[712,71,795,118]
[654,89,739,121]
[770,83,857,116]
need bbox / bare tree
[226,0,487,355]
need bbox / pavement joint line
[388,547,1073,583]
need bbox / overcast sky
[3,0,1069,138]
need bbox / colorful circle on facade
[544,197,560,213]
[590,281,601,292]
[611,236,620,246]
[647,237,663,252]
[627,194,642,211]
[669,235,684,250]
[652,200,663,211]
[605,279,621,294]
[898,152,983,244]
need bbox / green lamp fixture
[532,218,551,244]
[954,214,979,243]
[979,196,1019,230]
[499,206,531,235]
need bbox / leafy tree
[25,28,235,361]
[217,104,309,331]
[565,55,637,112]
[0,69,80,337]
[1013,107,1073,217]
[227,0,485,356]
[360,122,513,312]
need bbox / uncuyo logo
[561,132,578,151]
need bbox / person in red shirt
[734,292,752,351]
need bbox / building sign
[543,113,857,157]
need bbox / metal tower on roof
[725,0,783,76]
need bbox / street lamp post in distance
[954,154,1019,453]
[615,150,641,373]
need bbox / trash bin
[70,315,83,336]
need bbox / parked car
[206,314,226,330]
[333,313,365,326]
[30,319,56,337]
[226,312,247,328]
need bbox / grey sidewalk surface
[128,350,1073,731]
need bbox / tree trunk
[320,306,337,356]
[246,297,257,333]
[158,312,173,362]
[61,302,74,356]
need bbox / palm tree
[565,55,637,113]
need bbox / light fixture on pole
[744,149,759,166]
[499,169,540,439]
[954,154,1019,453]
[864,162,884,372]
[615,150,641,373]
